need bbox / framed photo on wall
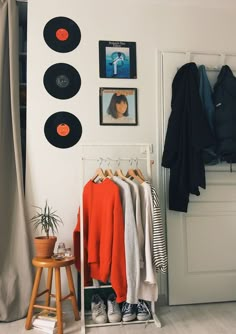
[99,40,137,79]
[99,87,138,126]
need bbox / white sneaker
[91,294,108,324]
[107,293,122,323]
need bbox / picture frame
[99,87,138,126]
[99,40,137,79]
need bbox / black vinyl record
[43,63,81,99]
[44,112,82,148]
[43,16,81,53]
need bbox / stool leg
[45,267,53,306]
[25,267,43,330]
[55,267,63,334]
[65,265,80,320]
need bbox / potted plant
[30,201,63,258]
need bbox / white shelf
[84,312,159,328]
[84,285,112,290]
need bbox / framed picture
[99,87,138,126]
[99,40,137,79]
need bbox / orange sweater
[73,178,127,303]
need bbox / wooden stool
[25,256,80,334]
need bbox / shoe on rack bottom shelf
[85,291,155,328]
[77,275,161,332]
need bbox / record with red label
[44,112,82,148]
[43,63,81,99]
[43,16,81,53]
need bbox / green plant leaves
[30,200,63,238]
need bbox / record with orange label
[44,112,82,148]
[43,63,81,99]
[43,16,81,53]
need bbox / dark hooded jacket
[162,62,214,212]
[213,65,236,163]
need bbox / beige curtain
[0,0,33,321]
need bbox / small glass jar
[57,242,66,256]
[65,247,72,257]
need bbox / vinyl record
[43,16,81,53]
[44,112,82,148]
[43,63,81,99]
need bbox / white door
[160,51,236,305]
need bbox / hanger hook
[98,157,103,168]
[117,158,120,167]
[106,157,111,167]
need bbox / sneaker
[121,302,137,322]
[91,294,108,324]
[107,293,122,323]
[137,300,151,321]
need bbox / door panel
[161,51,236,305]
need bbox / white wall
[26,0,236,301]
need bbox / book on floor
[32,317,57,329]
[32,322,65,334]
[32,325,58,334]
[35,310,58,321]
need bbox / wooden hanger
[126,168,144,184]
[91,158,106,182]
[105,168,114,178]
[115,168,127,180]
[104,158,114,178]
[91,168,106,182]
[132,158,146,181]
[135,168,146,181]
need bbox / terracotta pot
[34,236,57,258]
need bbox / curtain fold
[0,0,33,322]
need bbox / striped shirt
[150,183,168,273]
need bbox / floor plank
[1,302,236,334]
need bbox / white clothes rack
[78,143,161,334]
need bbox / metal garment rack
[78,143,161,334]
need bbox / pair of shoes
[91,293,122,324]
[91,294,107,324]
[121,300,151,322]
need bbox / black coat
[162,62,214,212]
[213,65,236,163]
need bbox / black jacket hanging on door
[213,65,236,163]
[162,62,214,212]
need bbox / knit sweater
[113,176,140,304]
[73,178,127,303]
[124,177,144,268]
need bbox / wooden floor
[1,302,236,334]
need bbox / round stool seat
[33,256,75,268]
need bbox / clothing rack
[78,143,161,334]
